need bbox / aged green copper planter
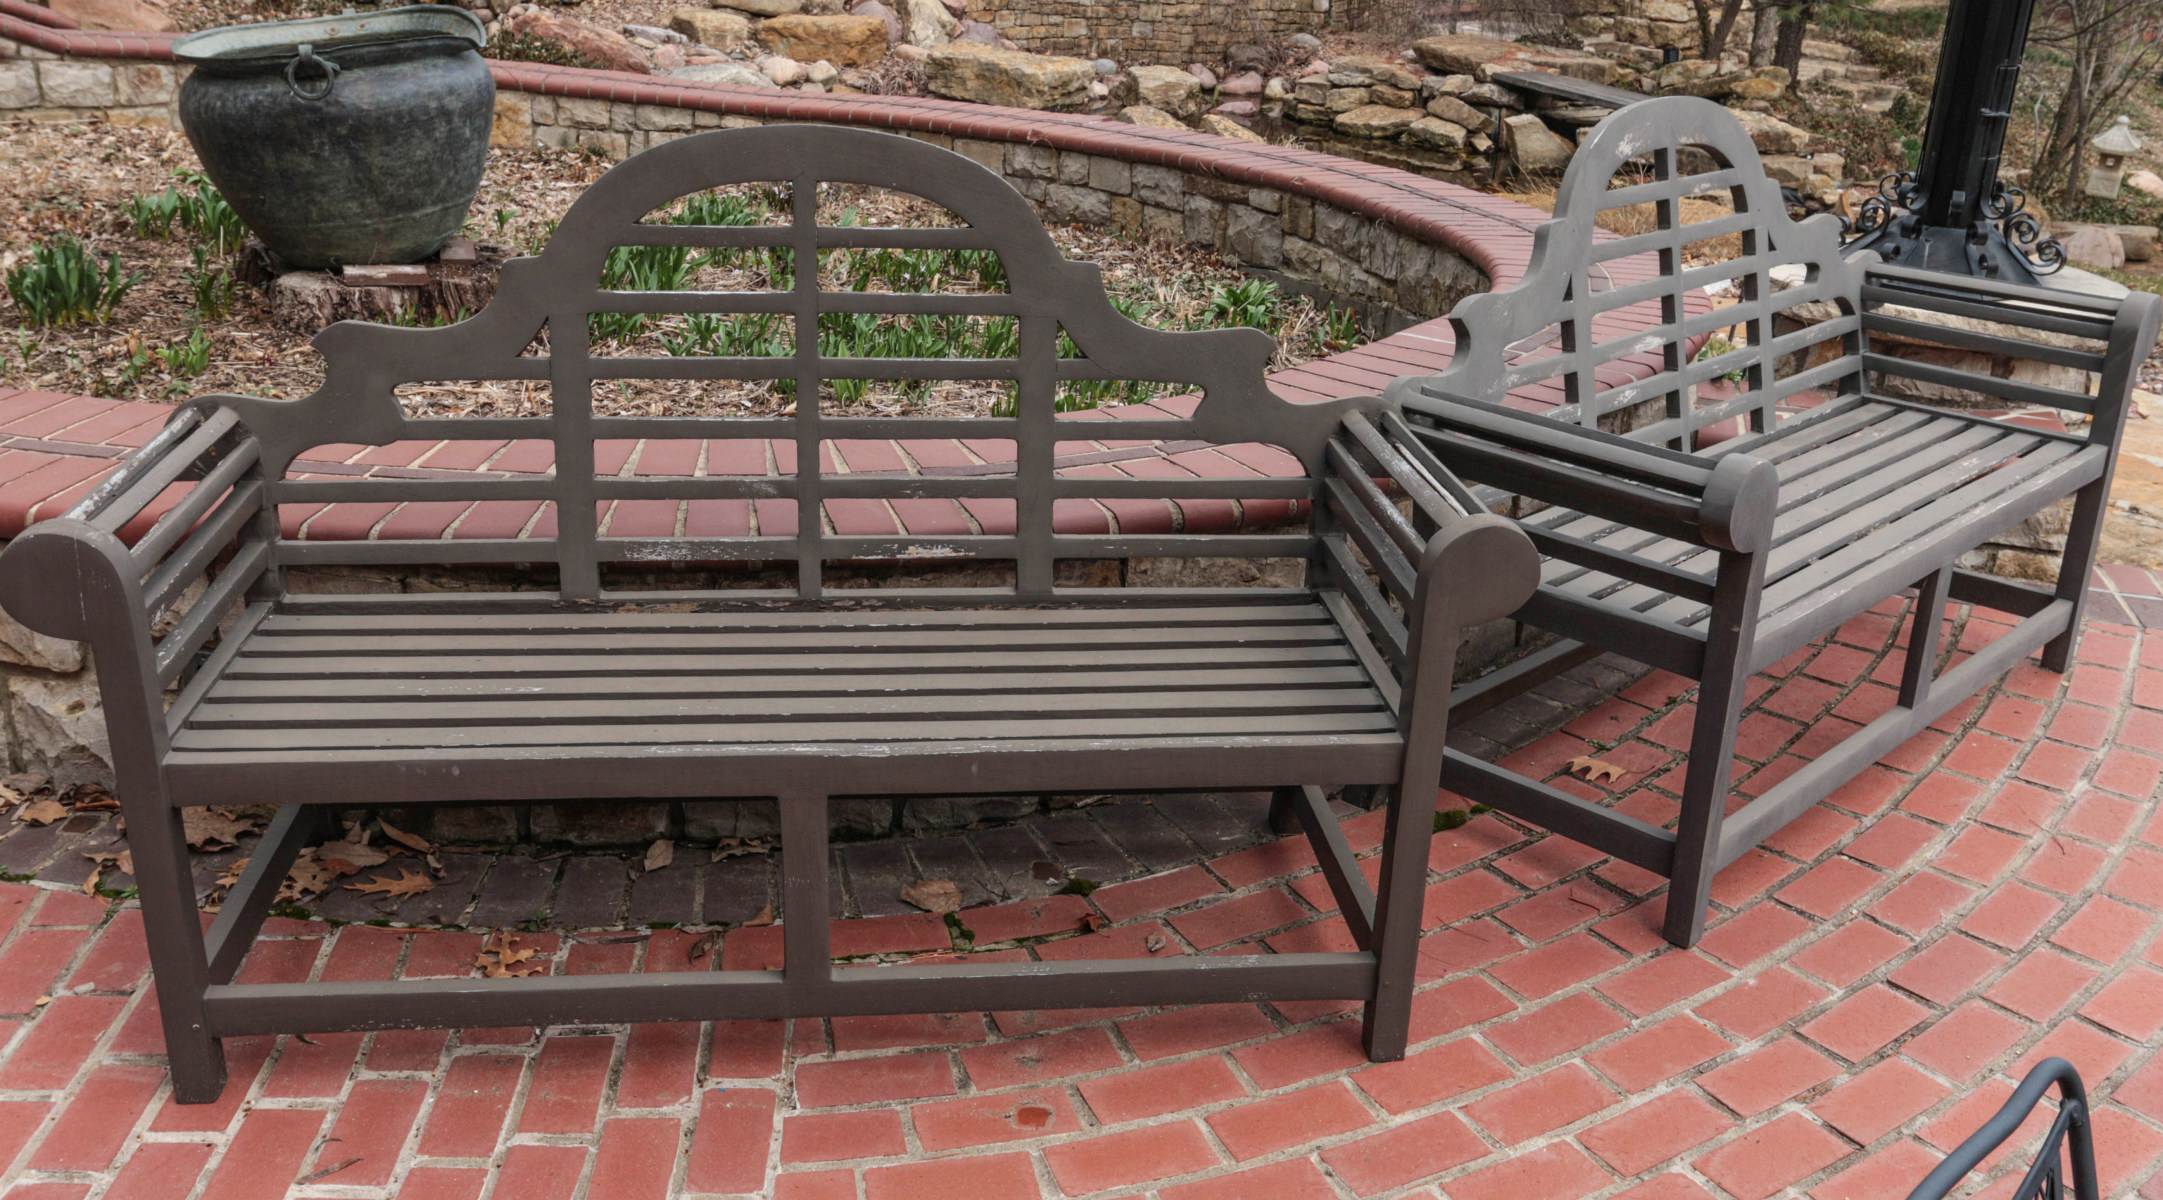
[173,5,494,269]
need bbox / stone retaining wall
[958,0,1325,63]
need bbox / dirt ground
[0,116,1357,415]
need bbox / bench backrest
[210,125,1359,601]
[1388,96,1865,450]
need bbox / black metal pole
[1846,0,2062,282]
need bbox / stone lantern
[2086,115,2142,200]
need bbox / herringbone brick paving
[3,592,2162,1199]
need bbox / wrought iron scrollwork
[1982,181,2065,275]
[1841,171,1920,239]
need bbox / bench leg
[134,803,227,1102]
[1661,549,1764,949]
[1361,782,1436,1062]
[1267,786,1302,836]
[2044,475,2111,673]
[780,793,833,988]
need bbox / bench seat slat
[172,709,1403,752]
[219,644,1360,679]
[237,622,1344,657]
[253,601,1332,636]
[205,663,1378,702]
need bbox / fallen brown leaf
[183,808,261,851]
[711,836,774,862]
[474,930,542,978]
[346,868,435,899]
[900,878,964,915]
[1143,932,1168,953]
[742,904,775,928]
[277,851,338,904]
[1079,913,1108,933]
[2,773,50,796]
[644,839,675,871]
[79,848,134,894]
[1563,755,1627,784]
[686,932,717,965]
[316,841,390,875]
[378,818,433,855]
[14,799,66,826]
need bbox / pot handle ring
[284,43,341,101]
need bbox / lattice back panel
[1390,97,1866,450]
[211,126,1361,600]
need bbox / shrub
[5,236,140,326]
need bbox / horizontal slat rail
[1317,585,1404,708]
[1439,751,1676,875]
[221,644,1361,679]
[81,407,239,531]
[253,602,1334,634]
[1863,311,2106,371]
[1406,396,1712,489]
[1860,353,2097,414]
[65,407,207,523]
[199,953,1377,1036]
[1327,442,1423,560]
[154,540,271,687]
[142,480,263,620]
[1323,478,1416,606]
[1409,433,1711,547]
[131,440,261,573]
[165,602,273,736]
[1523,524,1715,602]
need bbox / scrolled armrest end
[1416,511,1541,630]
[1699,453,1778,555]
[0,520,137,641]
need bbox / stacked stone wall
[959,0,1326,63]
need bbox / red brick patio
[2,579,2161,1199]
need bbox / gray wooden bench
[1394,96,2162,947]
[0,125,1537,1102]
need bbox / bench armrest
[1316,409,1539,754]
[1397,392,1780,557]
[1861,262,2163,441]
[0,403,273,695]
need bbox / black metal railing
[1907,1058,2098,1200]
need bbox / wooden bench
[1395,97,2163,947]
[0,125,1538,1102]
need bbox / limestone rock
[1187,63,1217,88]
[1458,81,1522,109]
[1115,104,1187,129]
[1226,43,1270,74]
[900,0,956,47]
[1661,64,1789,100]
[714,0,803,14]
[2108,224,2158,262]
[503,10,652,73]
[490,90,532,149]
[2061,225,2127,271]
[1504,113,1575,172]
[1424,92,1492,134]
[1412,33,1522,75]
[2128,169,2163,200]
[1732,109,1810,154]
[1404,115,1468,154]
[7,672,111,790]
[669,6,753,50]
[1287,32,1321,51]
[1324,87,1369,114]
[624,22,690,43]
[1760,154,1812,187]
[806,58,839,84]
[1334,103,1419,139]
[48,0,174,32]
[1200,112,1265,142]
[925,43,1094,110]
[1327,54,1419,90]
[1263,76,1289,100]
[1421,73,1475,99]
[1369,84,1415,108]
[955,18,1000,45]
[1114,64,1205,118]
[851,0,901,41]
[1292,77,1328,106]
[671,60,776,86]
[756,13,889,65]
[759,55,808,84]
[0,608,83,675]
[1221,70,1263,96]
[891,41,928,63]
[1650,58,1718,90]
[1212,99,1257,117]
[653,44,687,70]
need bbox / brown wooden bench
[1397,96,2163,947]
[0,124,1537,1102]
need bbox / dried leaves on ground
[79,849,132,894]
[1563,755,1626,783]
[475,930,544,978]
[182,808,262,851]
[900,878,964,915]
[12,799,66,827]
[346,868,437,899]
[643,839,675,871]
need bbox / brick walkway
[4,585,2163,1199]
